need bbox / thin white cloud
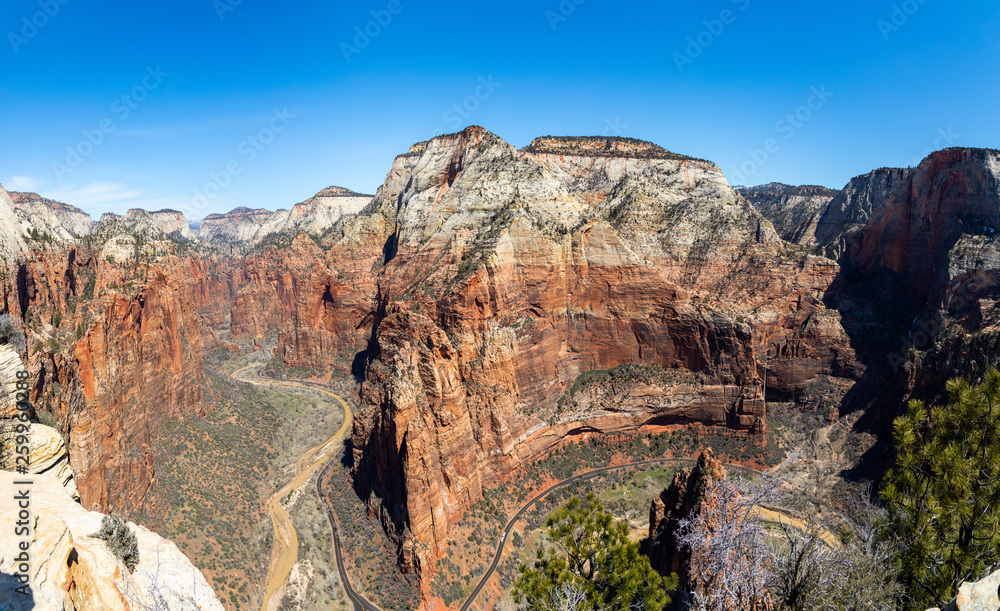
[4,176,38,191]
[43,182,144,208]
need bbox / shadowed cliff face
[341,127,839,573]
[814,167,912,260]
[737,183,840,246]
[821,149,1000,444]
[9,130,1000,594]
[850,149,1000,300]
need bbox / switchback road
[458,457,829,611]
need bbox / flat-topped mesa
[312,186,374,199]
[196,187,373,249]
[524,135,707,162]
[202,206,272,223]
[124,208,196,241]
[8,190,95,239]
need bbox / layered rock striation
[0,471,224,611]
[195,186,372,250]
[7,128,1000,599]
[346,127,787,572]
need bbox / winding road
[229,365,372,611]
[317,457,381,611]
[230,363,834,611]
[458,457,834,611]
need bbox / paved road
[233,364,830,611]
[459,457,767,611]
[230,365,376,611]
[318,458,381,611]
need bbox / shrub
[0,313,26,352]
[91,514,140,573]
[514,492,677,611]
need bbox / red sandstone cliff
[8,132,998,600]
[344,128,813,573]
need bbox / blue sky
[1,0,997,218]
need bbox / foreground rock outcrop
[0,471,224,611]
[648,450,727,580]
[928,566,1000,611]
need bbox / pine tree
[881,369,1000,609]
[513,492,677,611]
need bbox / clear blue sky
[2,0,997,218]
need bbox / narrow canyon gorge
[3,128,1000,607]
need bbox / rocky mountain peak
[313,185,373,198]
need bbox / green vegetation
[513,492,677,611]
[523,135,707,162]
[882,369,1000,609]
[24,227,55,244]
[0,313,26,351]
[91,515,140,573]
[556,363,697,411]
[321,466,421,610]
[454,203,518,283]
[143,350,344,609]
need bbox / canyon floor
[5,135,1000,610]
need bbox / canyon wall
[343,128,844,572]
[5,139,1000,595]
